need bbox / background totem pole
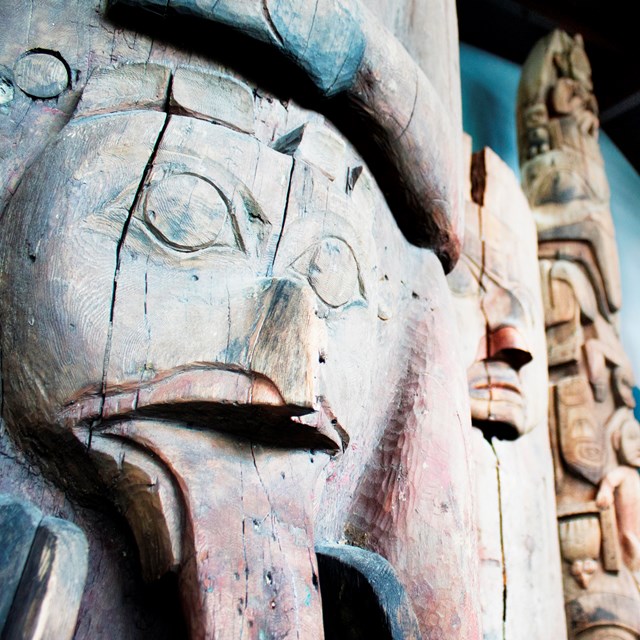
[451,138,565,639]
[518,30,640,640]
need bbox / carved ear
[574,34,584,48]
[612,429,622,452]
[552,52,565,73]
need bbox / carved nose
[487,326,532,371]
[248,278,325,410]
[482,286,533,371]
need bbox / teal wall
[461,44,640,417]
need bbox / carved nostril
[488,326,533,370]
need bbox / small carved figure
[596,411,640,580]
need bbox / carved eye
[143,173,239,252]
[448,257,480,296]
[293,237,362,308]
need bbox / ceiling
[456,0,640,174]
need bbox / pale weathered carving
[596,410,640,582]
[451,140,565,638]
[450,144,543,440]
[519,30,640,640]
[0,1,481,631]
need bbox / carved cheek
[448,261,485,369]
[0,110,167,421]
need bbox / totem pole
[0,1,481,638]
[518,30,640,640]
[449,139,565,638]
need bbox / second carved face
[448,148,546,439]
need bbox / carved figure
[450,145,541,440]
[596,411,640,581]
[0,0,480,631]
[519,30,640,640]
[452,140,565,638]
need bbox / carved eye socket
[293,237,362,308]
[143,173,238,252]
[448,257,480,296]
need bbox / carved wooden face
[448,174,545,439]
[449,260,532,438]
[542,259,638,484]
[0,84,446,472]
[615,416,640,468]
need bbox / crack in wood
[489,440,508,640]
[261,0,284,46]
[95,106,171,449]
[267,156,296,278]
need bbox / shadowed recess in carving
[316,543,422,640]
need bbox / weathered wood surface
[495,429,566,640]
[450,142,566,639]
[519,30,640,640]
[471,430,504,640]
[0,495,88,640]
[111,0,464,270]
[3,514,88,640]
[0,9,480,633]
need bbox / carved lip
[468,363,524,401]
[470,381,522,396]
[468,361,526,438]
[59,365,346,451]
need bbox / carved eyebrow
[462,251,517,293]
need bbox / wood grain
[3,516,88,640]
[0,2,483,638]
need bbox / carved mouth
[467,361,526,438]
[470,380,523,397]
[468,367,524,402]
[59,366,346,451]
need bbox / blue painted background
[460,44,640,421]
